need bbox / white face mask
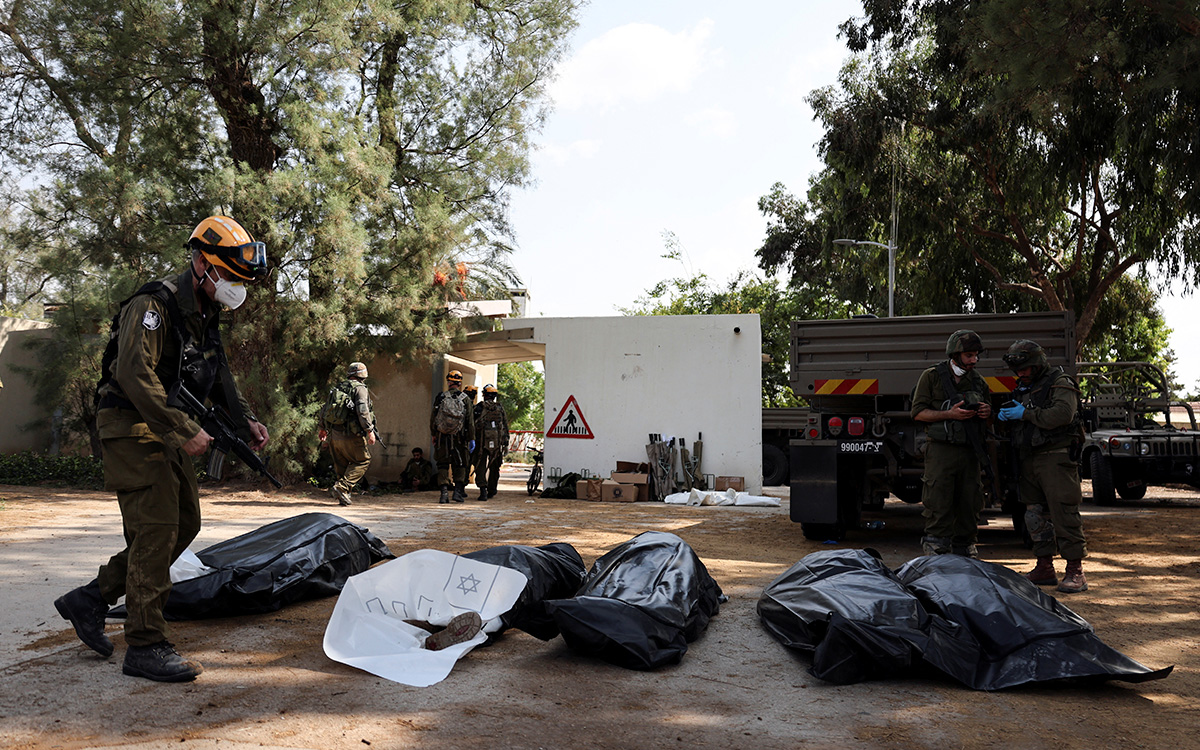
[950,358,968,377]
[205,267,248,310]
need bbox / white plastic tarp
[664,488,781,507]
[323,549,528,687]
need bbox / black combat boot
[122,641,203,682]
[452,483,467,503]
[477,487,487,501]
[54,580,113,657]
[438,485,450,504]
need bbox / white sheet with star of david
[322,549,528,686]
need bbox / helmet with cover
[348,362,368,379]
[188,216,268,281]
[945,329,983,358]
[1002,340,1048,373]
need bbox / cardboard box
[713,476,745,492]
[575,478,603,501]
[601,480,637,502]
[615,461,649,473]
[610,471,649,502]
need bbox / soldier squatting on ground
[54,215,271,683]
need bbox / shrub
[0,452,104,489]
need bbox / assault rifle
[170,384,283,488]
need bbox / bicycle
[527,449,543,495]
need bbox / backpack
[478,400,505,454]
[434,391,468,435]
[320,380,356,429]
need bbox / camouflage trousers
[1019,449,1087,561]
[920,441,984,550]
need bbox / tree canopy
[1,0,578,474]
[757,0,1199,364]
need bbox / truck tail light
[848,417,865,436]
[807,427,820,439]
[827,416,844,436]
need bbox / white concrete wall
[504,315,763,494]
[0,317,56,453]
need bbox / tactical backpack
[320,380,357,430]
[478,400,505,455]
[434,391,468,435]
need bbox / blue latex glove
[469,440,476,453]
[998,402,1026,421]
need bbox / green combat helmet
[946,329,983,358]
[1002,340,1048,372]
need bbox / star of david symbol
[456,573,481,595]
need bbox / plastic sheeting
[110,512,394,621]
[464,542,587,641]
[546,530,724,670]
[664,488,781,507]
[323,549,528,687]
[758,549,1172,690]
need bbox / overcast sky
[506,1,1200,389]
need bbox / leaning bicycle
[527,449,543,495]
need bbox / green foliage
[0,0,580,475]
[622,233,857,407]
[498,361,544,432]
[0,452,104,488]
[759,2,1200,358]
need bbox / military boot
[477,487,488,502]
[424,611,483,651]
[122,641,203,682]
[1056,560,1088,593]
[452,483,467,503]
[54,580,113,657]
[438,485,450,504]
[952,543,979,559]
[1025,556,1058,586]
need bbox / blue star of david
[456,573,481,595]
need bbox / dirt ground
[0,468,1197,750]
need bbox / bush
[0,452,104,489]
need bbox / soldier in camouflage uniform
[911,330,993,557]
[999,340,1088,593]
[54,215,270,682]
[320,361,376,506]
[430,370,475,503]
[473,384,510,500]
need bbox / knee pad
[1024,504,1054,542]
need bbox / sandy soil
[0,469,1196,750]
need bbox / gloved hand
[469,440,476,453]
[998,402,1026,421]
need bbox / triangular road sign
[546,395,594,439]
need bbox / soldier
[430,370,475,503]
[319,361,376,506]
[54,215,270,682]
[462,383,480,485]
[400,446,436,492]
[473,384,510,500]
[911,330,993,557]
[998,340,1089,593]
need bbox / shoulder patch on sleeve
[142,310,162,331]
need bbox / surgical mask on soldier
[205,267,248,310]
[950,359,968,377]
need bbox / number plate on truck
[839,440,884,453]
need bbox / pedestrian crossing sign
[546,395,594,439]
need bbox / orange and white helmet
[446,370,463,383]
[188,215,268,281]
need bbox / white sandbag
[662,489,780,507]
[323,549,527,687]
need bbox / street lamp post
[833,238,895,317]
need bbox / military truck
[1076,360,1200,504]
[782,311,1076,541]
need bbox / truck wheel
[762,444,789,486]
[1089,452,1117,506]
